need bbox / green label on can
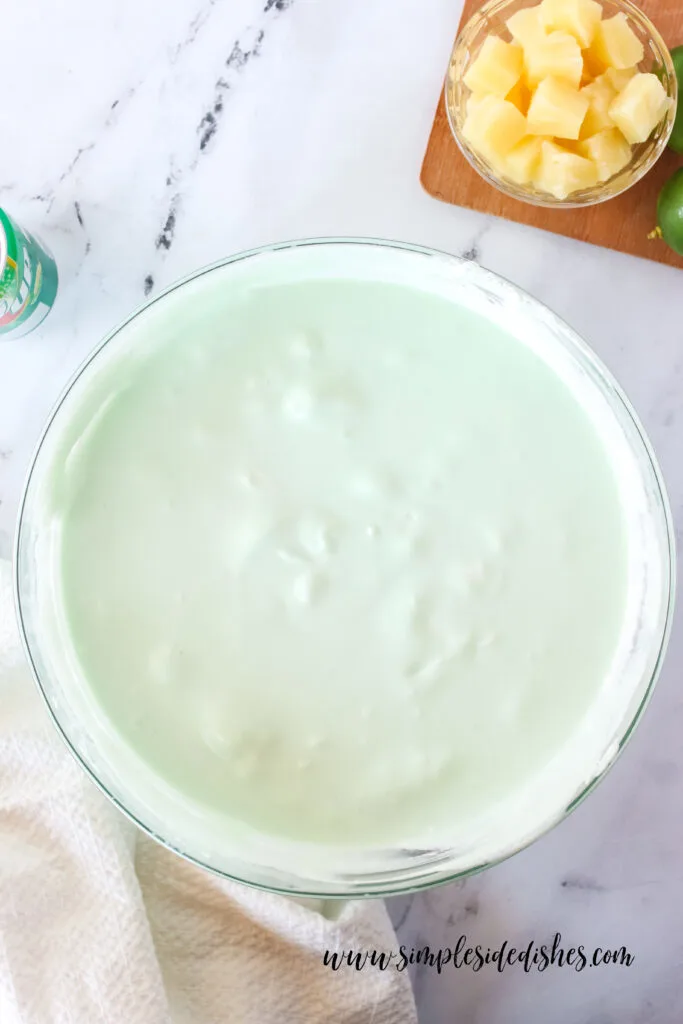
[0,208,58,337]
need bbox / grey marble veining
[2,0,682,1020]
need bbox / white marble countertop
[2,1,682,1021]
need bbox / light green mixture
[50,274,629,846]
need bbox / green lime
[657,168,683,256]
[668,46,683,154]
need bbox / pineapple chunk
[466,92,486,117]
[506,7,547,49]
[538,0,602,49]
[535,140,599,197]
[590,14,644,70]
[464,37,524,98]
[609,72,671,144]
[578,128,632,180]
[462,95,527,165]
[579,76,617,138]
[604,66,637,91]
[527,76,589,139]
[506,78,533,115]
[524,30,584,88]
[505,136,546,183]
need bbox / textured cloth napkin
[0,558,417,1024]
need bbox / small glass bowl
[446,0,677,208]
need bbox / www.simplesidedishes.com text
[323,932,634,975]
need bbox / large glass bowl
[446,0,677,208]
[14,239,675,897]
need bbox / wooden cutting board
[421,0,683,268]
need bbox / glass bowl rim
[13,236,677,898]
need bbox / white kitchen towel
[0,558,417,1024]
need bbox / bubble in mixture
[291,573,313,606]
[297,515,331,559]
[199,714,236,759]
[288,331,319,362]
[477,631,497,651]
[148,645,173,686]
[282,386,314,422]
[485,528,504,557]
[236,469,260,492]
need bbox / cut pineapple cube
[604,66,637,91]
[464,37,524,97]
[538,0,602,49]
[579,76,617,138]
[466,92,486,117]
[505,136,546,183]
[578,127,632,180]
[590,14,644,70]
[506,78,533,115]
[462,95,527,166]
[535,140,599,197]
[527,76,589,139]
[506,7,547,48]
[609,72,671,143]
[524,30,584,88]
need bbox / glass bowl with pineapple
[446,0,677,206]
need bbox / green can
[0,207,58,338]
